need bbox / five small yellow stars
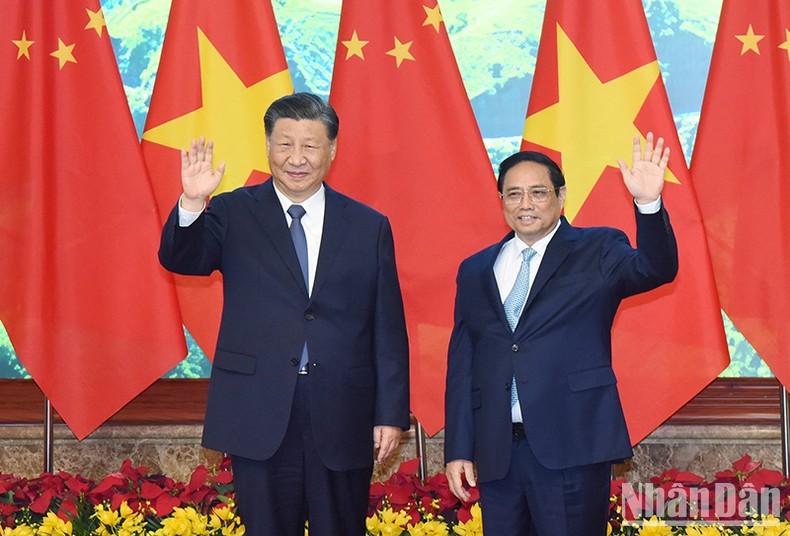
[12,31,34,60]
[736,24,765,55]
[84,8,107,37]
[341,30,368,60]
[422,4,443,33]
[50,38,77,69]
[385,37,415,68]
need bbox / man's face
[266,118,336,203]
[501,161,566,245]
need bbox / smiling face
[266,118,336,203]
[501,161,566,245]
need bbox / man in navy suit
[444,133,678,535]
[159,93,410,536]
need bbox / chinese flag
[0,2,186,439]
[692,2,790,386]
[142,0,293,358]
[328,1,506,435]
[522,0,729,443]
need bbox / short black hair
[264,92,339,141]
[497,151,566,193]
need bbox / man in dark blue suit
[444,133,678,535]
[159,93,410,536]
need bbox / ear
[330,140,337,160]
[558,186,567,207]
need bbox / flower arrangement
[0,458,243,535]
[3,454,789,535]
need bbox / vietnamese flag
[0,1,186,439]
[142,0,293,358]
[328,1,506,435]
[692,1,790,386]
[522,0,730,443]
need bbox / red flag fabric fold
[0,1,186,439]
[692,0,790,387]
[328,1,506,435]
[142,0,293,358]
[522,0,730,443]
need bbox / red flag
[142,0,293,358]
[522,0,729,443]
[0,1,186,439]
[328,1,506,435]
[692,1,790,386]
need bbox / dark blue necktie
[287,204,309,372]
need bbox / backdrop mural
[0,0,767,379]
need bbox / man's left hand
[617,131,670,204]
[373,425,402,464]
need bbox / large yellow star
[523,24,679,223]
[341,30,368,60]
[736,24,764,55]
[142,28,293,196]
[85,8,106,37]
[12,31,34,60]
[50,39,76,69]
[386,37,415,68]
[779,29,790,61]
[422,4,444,33]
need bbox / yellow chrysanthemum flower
[407,519,450,536]
[452,503,483,536]
[37,511,73,536]
[683,525,724,536]
[2,526,36,536]
[749,514,790,536]
[635,516,674,536]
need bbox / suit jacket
[159,179,410,471]
[444,207,677,481]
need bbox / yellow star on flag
[341,30,368,60]
[779,29,790,61]
[422,4,444,33]
[12,31,34,60]
[50,39,76,69]
[85,8,107,37]
[386,37,415,68]
[523,24,679,223]
[736,24,764,55]
[142,28,292,196]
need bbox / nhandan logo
[620,482,782,527]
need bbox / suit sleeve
[443,267,475,463]
[372,217,411,430]
[158,197,227,276]
[601,204,679,297]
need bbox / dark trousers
[478,429,611,536]
[231,375,373,536]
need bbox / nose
[287,147,307,165]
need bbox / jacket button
[289,358,299,367]
[511,344,519,352]
[305,312,316,320]
[504,383,510,391]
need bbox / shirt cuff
[178,194,205,227]
[634,196,662,215]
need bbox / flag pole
[415,421,427,481]
[781,386,790,477]
[44,397,54,473]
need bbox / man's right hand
[446,459,477,502]
[180,137,226,211]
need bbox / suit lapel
[311,185,351,301]
[481,233,513,332]
[522,216,576,313]
[248,179,309,298]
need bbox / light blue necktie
[287,205,309,371]
[504,247,537,408]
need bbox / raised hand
[180,137,226,211]
[617,132,670,205]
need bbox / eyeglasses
[500,187,561,205]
